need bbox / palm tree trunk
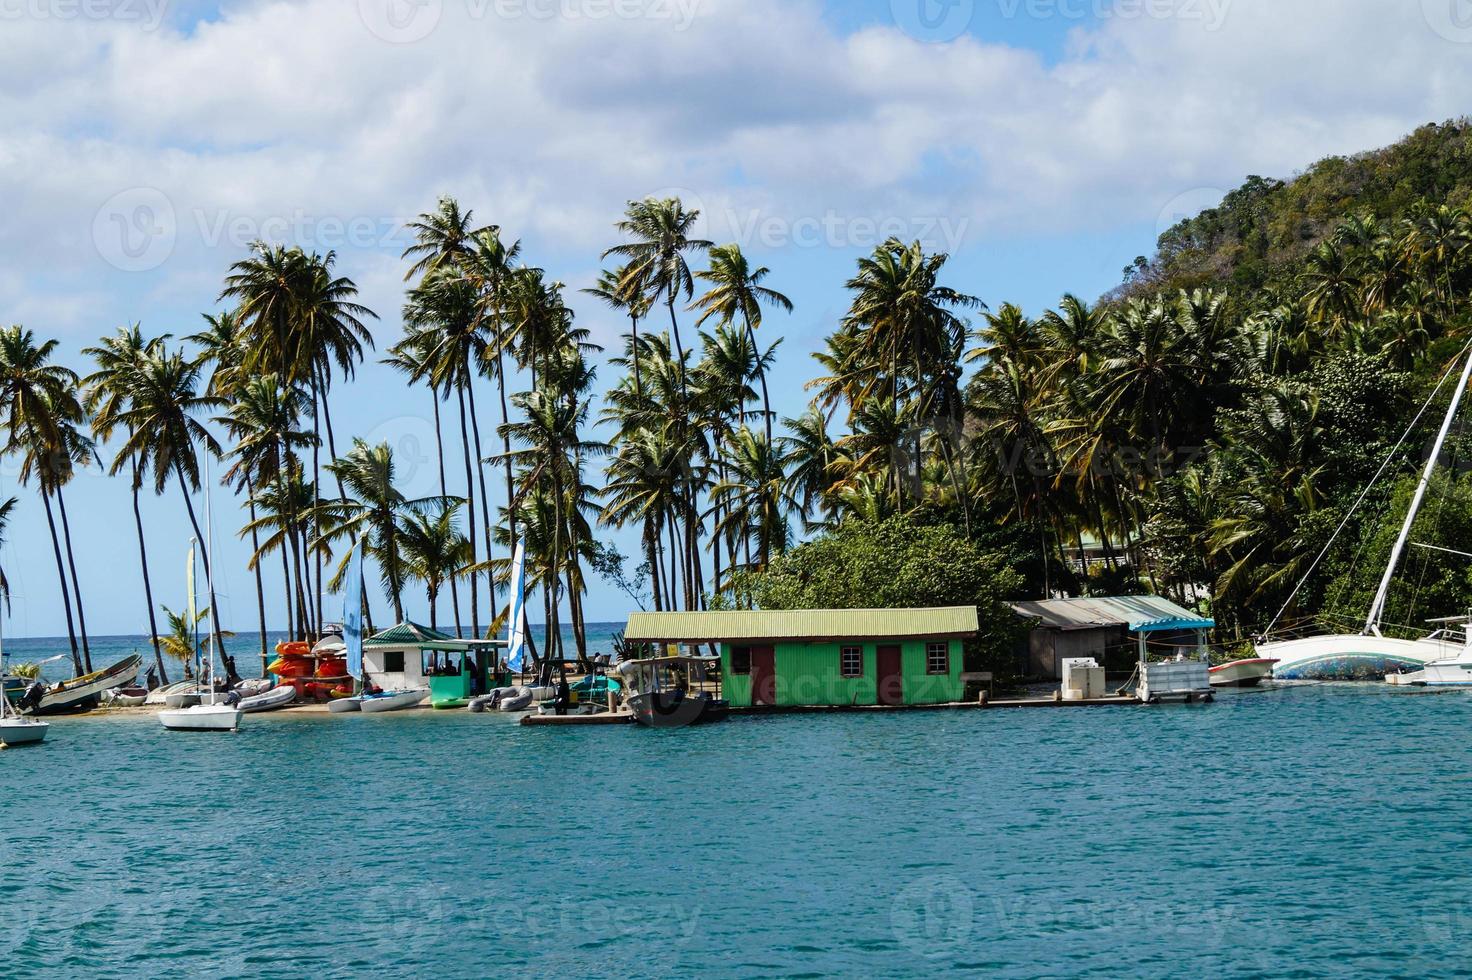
[54,486,92,673]
[494,345,519,548]
[131,464,168,685]
[465,373,497,625]
[430,388,463,637]
[245,475,268,676]
[455,383,481,636]
[668,296,689,394]
[280,533,295,641]
[41,489,81,675]
[646,520,663,613]
[745,316,773,443]
[311,378,324,637]
[385,511,405,622]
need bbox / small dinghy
[327,696,362,713]
[1209,658,1279,688]
[358,688,429,714]
[238,685,297,714]
[103,686,148,708]
[165,687,207,709]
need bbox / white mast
[1365,348,1472,634]
[203,453,219,705]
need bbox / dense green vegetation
[5,120,1472,683]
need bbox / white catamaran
[1256,345,1472,680]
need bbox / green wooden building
[623,608,980,708]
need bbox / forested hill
[1116,119,1472,302]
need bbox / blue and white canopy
[1011,595,1214,634]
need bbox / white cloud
[1,0,1469,336]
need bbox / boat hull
[327,697,361,713]
[1209,658,1279,688]
[158,704,242,731]
[33,655,143,715]
[0,718,49,745]
[238,686,297,713]
[627,691,730,728]
[359,689,429,714]
[1256,635,1457,681]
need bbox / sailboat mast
[1365,348,1472,634]
[203,454,220,703]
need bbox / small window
[384,650,405,673]
[730,646,752,676]
[840,646,863,678]
[926,642,949,675]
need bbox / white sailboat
[159,465,242,733]
[0,608,48,746]
[1256,346,1472,680]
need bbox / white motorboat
[1257,346,1472,680]
[238,685,297,714]
[358,688,429,714]
[158,702,242,732]
[1208,658,1279,688]
[102,686,148,708]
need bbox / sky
[1,0,1470,640]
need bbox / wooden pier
[519,711,634,726]
[728,695,1138,716]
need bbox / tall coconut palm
[690,244,793,441]
[0,326,87,671]
[320,439,456,622]
[398,502,472,631]
[711,427,795,574]
[401,196,492,283]
[603,197,712,388]
[583,263,653,397]
[83,324,171,682]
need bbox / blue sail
[344,542,364,678]
[506,543,527,673]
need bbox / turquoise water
[3,682,1471,977]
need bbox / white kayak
[358,688,429,714]
[159,702,242,732]
[238,685,297,714]
[0,717,49,745]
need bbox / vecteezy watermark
[1156,186,1227,242]
[93,187,177,273]
[92,189,413,271]
[0,0,169,30]
[996,0,1232,30]
[358,0,703,43]
[891,876,975,959]
[1423,0,1472,43]
[890,0,974,42]
[725,209,971,253]
[365,416,441,500]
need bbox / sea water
[2,678,1470,976]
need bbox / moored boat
[358,688,429,714]
[0,617,46,746]
[103,685,148,708]
[30,654,143,715]
[616,656,728,729]
[145,680,197,705]
[1209,658,1279,688]
[159,701,242,732]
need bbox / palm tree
[0,326,87,671]
[83,324,171,683]
[398,503,472,630]
[583,263,653,396]
[691,244,793,441]
[780,407,838,528]
[711,427,795,574]
[155,605,232,679]
[401,196,492,283]
[603,197,713,388]
[320,439,455,622]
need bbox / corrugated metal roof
[365,622,456,646]
[1010,596,1214,633]
[624,607,980,643]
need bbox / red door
[750,645,776,706]
[876,645,903,706]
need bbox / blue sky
[0,0,1467,640]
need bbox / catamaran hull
[1256,635,1459,681]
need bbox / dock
[519,711,634,726]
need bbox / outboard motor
[18,681,46,713]
[224,690,242,708]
